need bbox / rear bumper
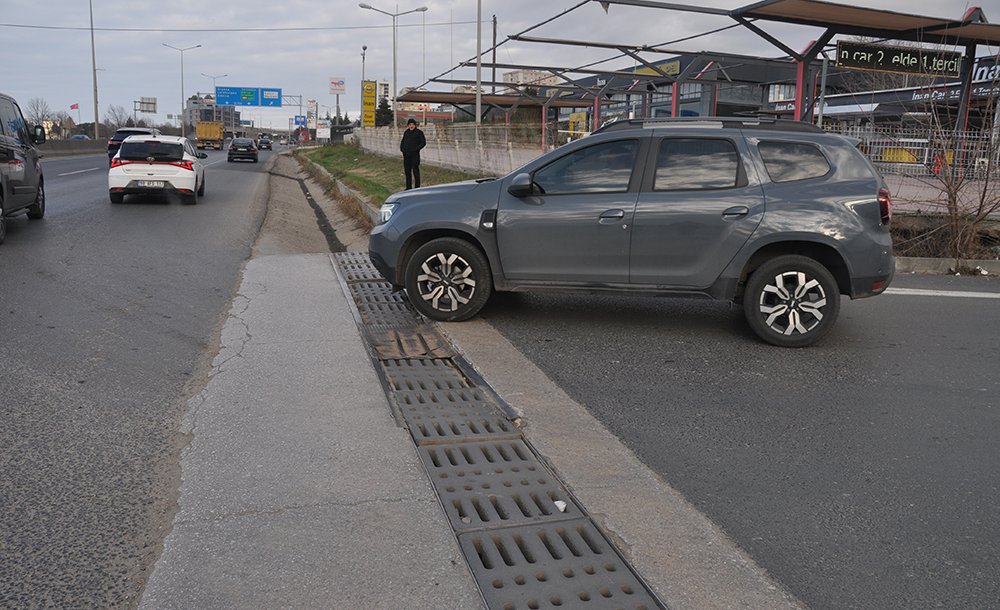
[109,178,196,196]
[228,151,258,160]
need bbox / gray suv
[0,92,46,245]
[369,118,894,347]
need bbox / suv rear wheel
[743,255,840,347]
[404,237,492,322]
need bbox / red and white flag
[70,103,79,110]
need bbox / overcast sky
[1,0,991,131]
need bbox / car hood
[387,179,494,204]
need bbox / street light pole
[163,43,202,138]
[202,72,227,121]
[358,3,427,129]
[89,0,99,139]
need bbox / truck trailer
[195,121,225,149]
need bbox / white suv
[108,135,207,204]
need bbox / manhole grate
[419,440,582,532]
[366,328,453,359]
[459,520,660,610]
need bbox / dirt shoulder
[254,153,369,256]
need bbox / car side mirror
[507,172,534,197]
[32,125,46,145]
[197,152,208,159]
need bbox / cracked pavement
[139,155,482,609]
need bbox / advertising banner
[307,99,318,130]
[329,77,346,95]
[361,80,377,127]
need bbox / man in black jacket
[399,118,426,189]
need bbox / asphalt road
[480,274,1000,608]
[0,148,274,607]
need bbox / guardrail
[38,140,106,157]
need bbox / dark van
[0,92,46,244]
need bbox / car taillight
[878,187,892,225]
[107,140,115,146]
[171,160,194,171]
[110,158,132,168]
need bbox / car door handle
[722,206,750,219]
[599,209,625,221]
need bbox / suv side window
[654,138,743,190]
[533,139,638,195]
[0,99,29,146]
[758,141,831,182]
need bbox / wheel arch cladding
[739,240,850,298]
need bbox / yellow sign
[633,59,681,77]
[362,80,377,127]
[568,111,589,137]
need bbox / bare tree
[103,105,131,130]
[25,97,52,125]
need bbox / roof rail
[592,117,823,134]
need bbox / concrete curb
[896,256,1000,275]
[297,154,381,227]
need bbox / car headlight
[378,202,398,224]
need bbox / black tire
[197,175,205,196]
[110,192,124,204]
[404,237,493,322]
[27,180,45,219]
[182,191,198,205]
[743,255,840,347]
[0,208,6,245]
[227,157,234,163]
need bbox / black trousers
[403,153,421,189]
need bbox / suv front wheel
[404,237,493,322]
[743,255,840,347]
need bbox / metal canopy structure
[599,0,1000,125]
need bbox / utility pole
[492,15,497,94]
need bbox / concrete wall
[354,126,544,177]
[38,140,106,157]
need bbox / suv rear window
[654,138,741,190]
[119,140,184,161]
[758,141,831,182]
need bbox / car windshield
[119,140,184,162]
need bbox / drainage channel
[333,252,664,610]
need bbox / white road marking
[57,167,101,176]
[886,287,1000,299]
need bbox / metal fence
[825,125,1000,179]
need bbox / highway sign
[215,86,283,107]
[294,115,307,126]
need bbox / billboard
[329,77,346,95]
[215,86,283,107]
[361,80,377,128]
[835,42,962,78]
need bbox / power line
[0,20,476,33]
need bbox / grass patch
[301,143,480,205]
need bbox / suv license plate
[138,180,164,188]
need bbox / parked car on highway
[107,127,160,165]
[227,138,258,163]
[369,117,895,347]
[108,134,207,204]
[258,137,272,150]
[0,91,46,244]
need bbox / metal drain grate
[348,281,423,328]
[419,440,582,532]
[336,251,386,282]
[331,252,664,610]
[384,359,520,445]
[459,520,660,610]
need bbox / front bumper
[368,223,400,286]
